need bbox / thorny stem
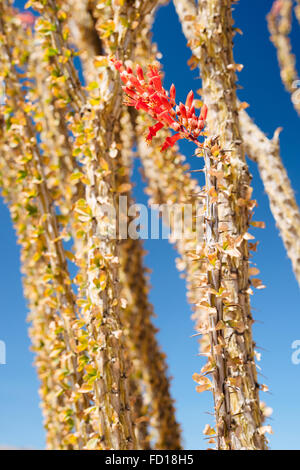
[239,108,300,287]
[191,0,267,449]
[173,0,300,288]
[0,137,72,449]
[267,0,300,115]
[203,148,232,448]
[67,0,181,449]
[0,6,94,448]
[126,0,268,450]
[37,0,139,449]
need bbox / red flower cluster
[111,58,207,151]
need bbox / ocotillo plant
[174,0,300,287]
[113,58,267,449]
[0,0,181,450]
[1,0,300,451]
[64,0,182,449]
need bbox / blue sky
[0,0,299,450]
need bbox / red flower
[135,99,150,112]
[185,90,194,109]
[146,122,164,142]
[110,57,207,152]
[149,75,163,92]
[124,87,138,99]
[158,110,175,126]
[113,60,123,71]
[161,133,181,151]
[170,84,176,102]
[179,102,187,120]
[136,64,144,81]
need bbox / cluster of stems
[0,0,299,451]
